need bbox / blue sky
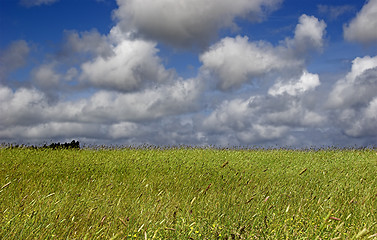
[0,0,376,147]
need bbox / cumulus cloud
[344,0,377,45]
[0,122,103,141]
[200,14,326,90]
[268,70,320,96]
[287,14,327,54]
[340,98,377,137]
[80,38,175,92]
[74,77,202,123]
[201,89,325,145]
[327,55,377,108]
[200,53,376,145]
[107,116,205,146]
[0,76,202,140]
[35,25,175,94]
[107,122,141,140]
[0,40,30,82]
[0,116,202,146]
[20,0,59,7]
[200,36,301,90]
[0,85,48,128]
[193,14,326,145]
[113,0,281,48]
[327,55,377,138]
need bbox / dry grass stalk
[221,161,229,168]
[299,168,307,175]
[204,184,212,194]
[1,181,11,190]
[368,233,377,238]
[165,227,176,231]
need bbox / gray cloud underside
[114,0,282,48]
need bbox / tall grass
[0,147,376,239]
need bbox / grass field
[1,147,376,239]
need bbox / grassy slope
[0,148,376,239]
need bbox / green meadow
[1,147,376,239]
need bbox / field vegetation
[1,146,376,239]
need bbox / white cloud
[288,14,327,54]
[201,91,325,144]
[343,97,377,137]
[263,100,325,127]
[237,125,289,143]
[335,97,377,138]
[107,122,140,139]
[0,40,30,82]
[202,97,256,133]
[196,14,327,145]
[20,0,59,7]
[0,75,203,144]
[344,0,377,45]
[200,36,301,90]
[327,55,377,138]
[0,85,48,128]
[347,55,377,81]
[0,122,113,141]
[268,70,320,96]
[113,0,281,48]
[200,14,326,90]
[0,75,202,126]
[327,55,377,108]
[80,39,174,92]
[76,77,202,122]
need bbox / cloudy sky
[0,0,376,147]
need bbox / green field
[1,147,376,239]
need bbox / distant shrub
[43,140,80,149]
